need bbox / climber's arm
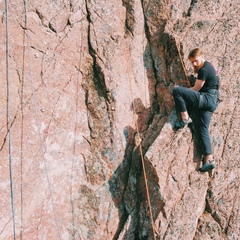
[190,79,205,91]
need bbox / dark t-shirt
[198,61,220,92]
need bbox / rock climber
[172,48,220,172]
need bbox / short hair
[188,48,203,59]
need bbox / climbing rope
[125,46,157,239]
[166,11,190,86]
[5,0,17,239]
[118,3,191,239]
[117,7,157,239]
[23,0,61,239]
[172,33,190,87]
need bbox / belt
[207,89,218,94]
[203,89,219,94]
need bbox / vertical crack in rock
[85,0,114,107]
[140,3,160,114]
[122,0,135,37]
[224,188,239,236]
[221,104,236,158]
[205,180,240,238]
[205,188,222,225]
[83,1,116,187]
[186,0,198,17]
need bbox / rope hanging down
[118,15,157,240]
[118,1,157,240]
[166,11,190,86]
[119,3,190,239]
[172,35,190,86]
[5,0,17,239]
[127,68,157,240]
[23,0,61,239]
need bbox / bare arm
[190,79,205,91]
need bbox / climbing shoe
[199,162,215,172]
[175,117,192,129]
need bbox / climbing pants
[173,86,219,155]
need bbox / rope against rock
[5,0,17,238]
[117,5,157,240]
[166,10,190,86]
[117,3,190,238]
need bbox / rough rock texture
[0,0,239,239]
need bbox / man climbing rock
[173,48,220,172]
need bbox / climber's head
[188,48,205,73]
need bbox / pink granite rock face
[0,0,239,239]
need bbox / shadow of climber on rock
[109,98,166,239]
[108,125,135,239]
